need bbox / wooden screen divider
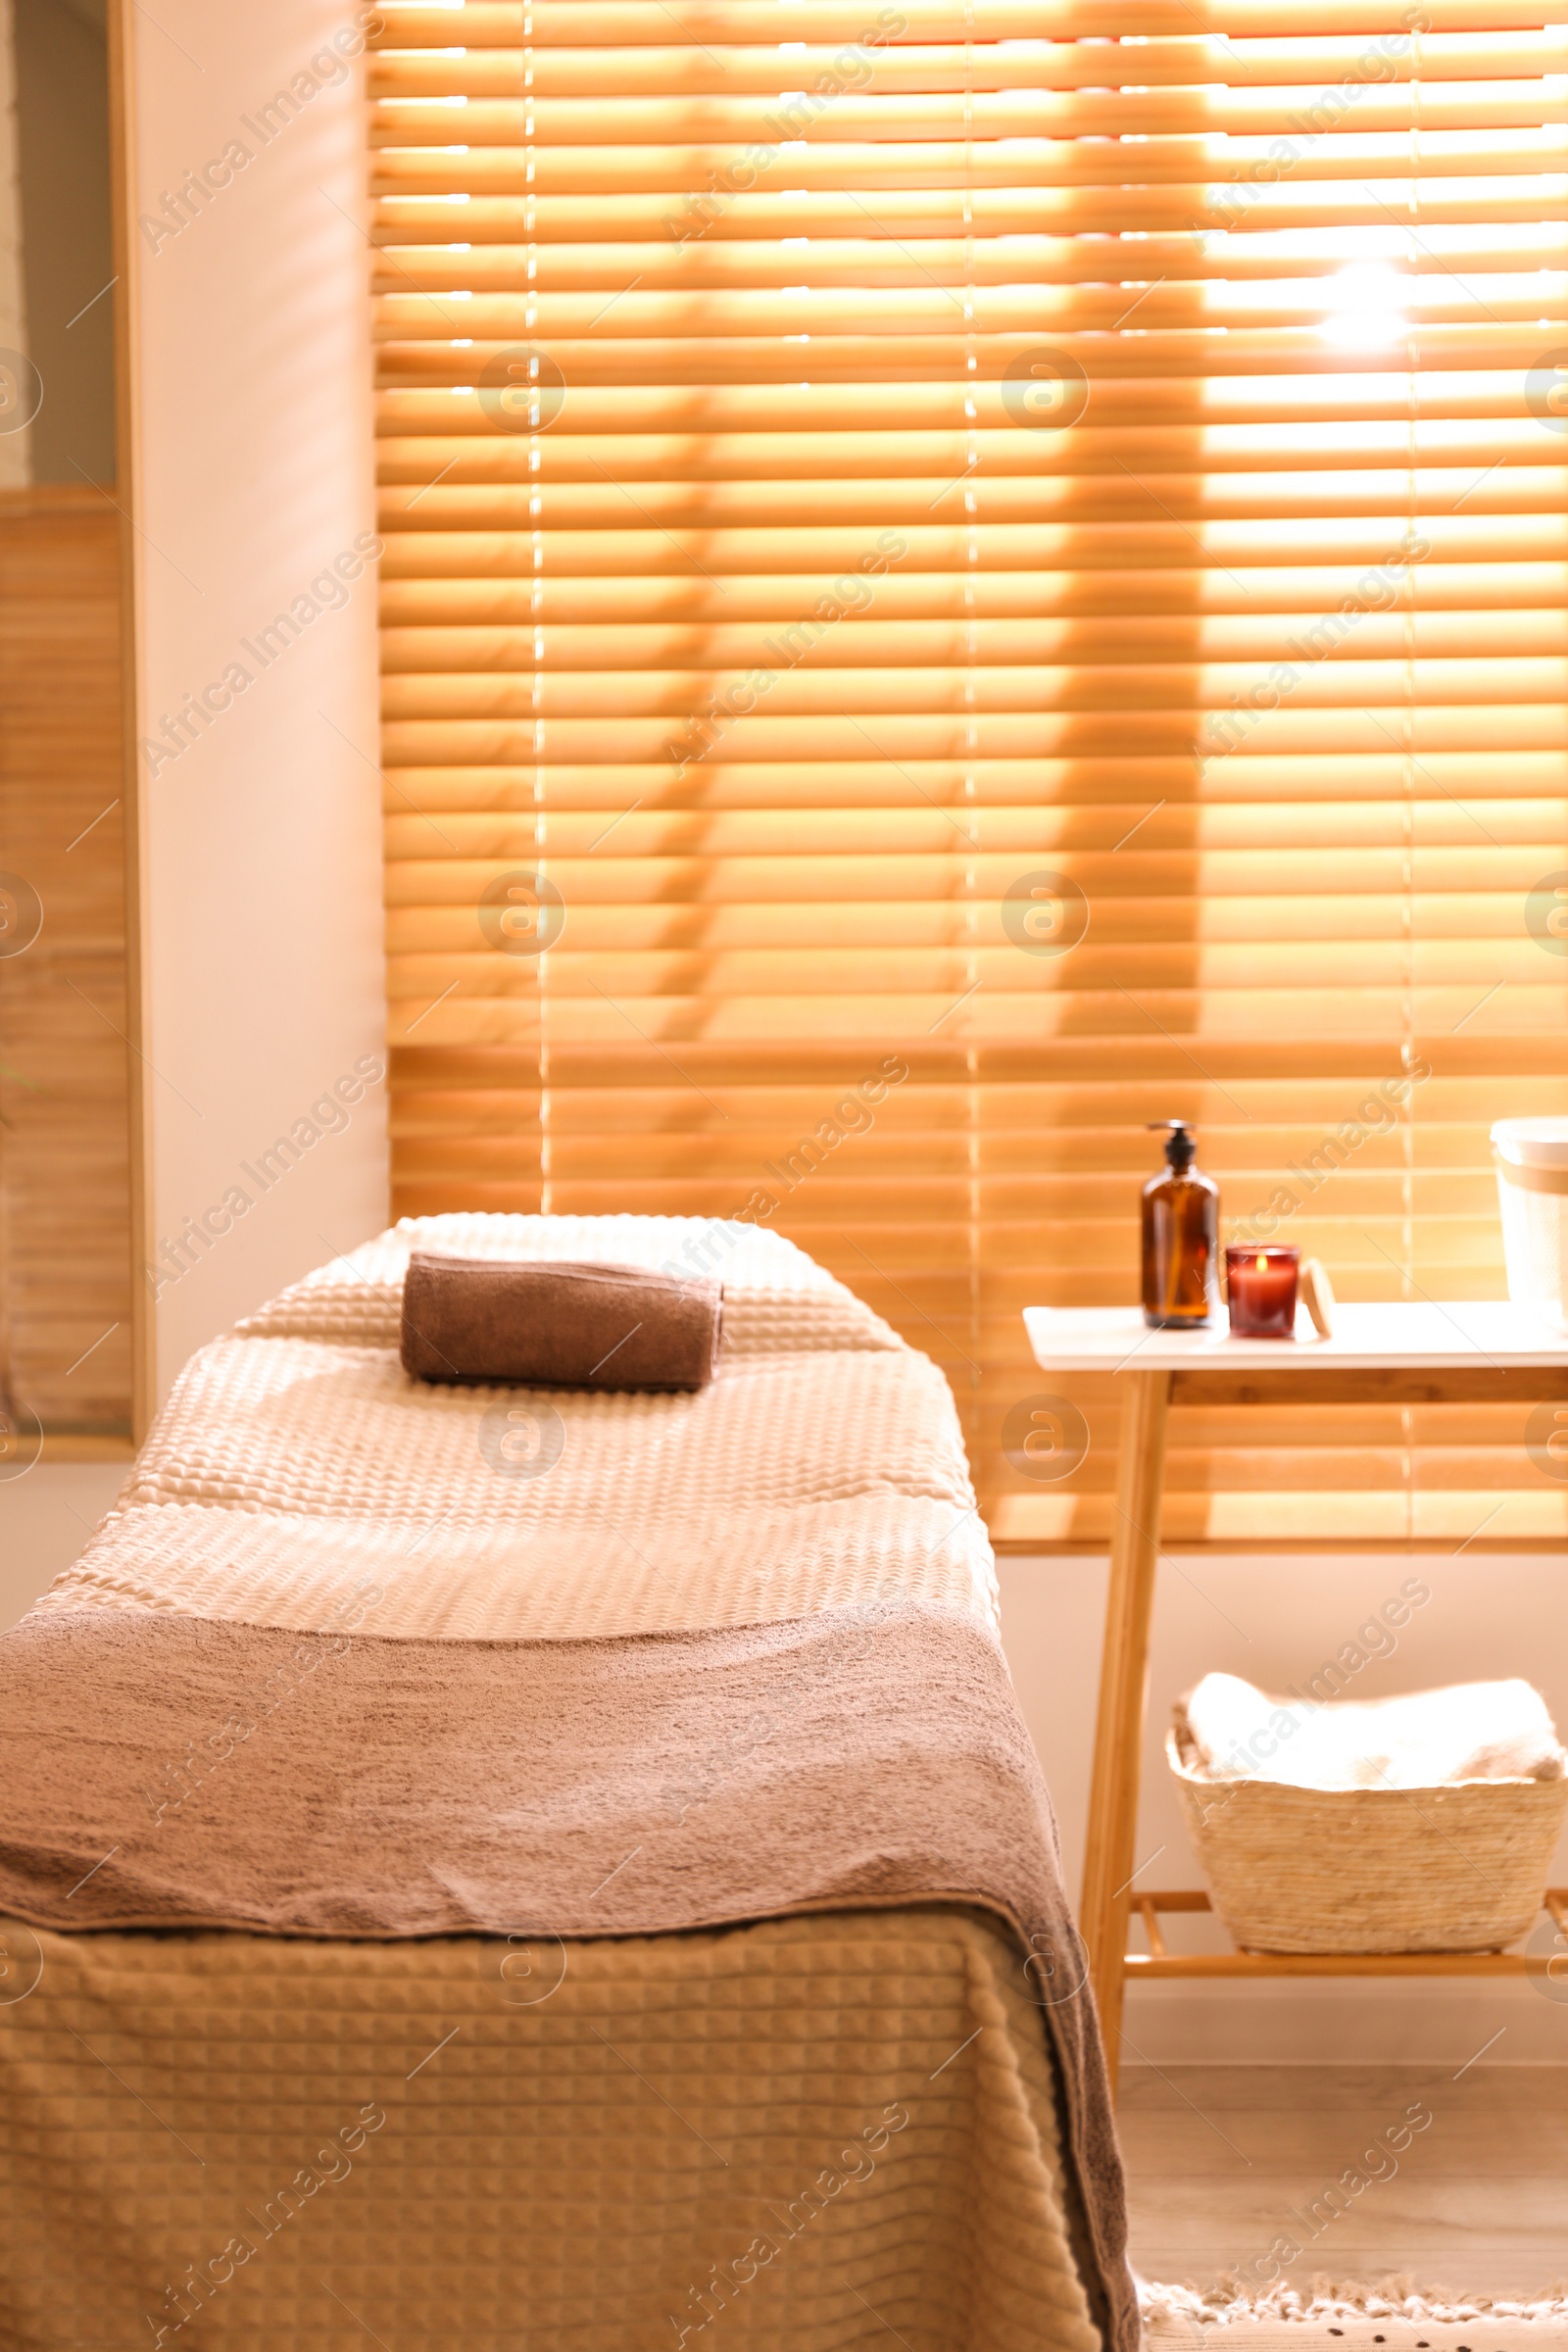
[370,0,1568,1544]
[0,485,133,1444]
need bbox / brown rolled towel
[400,1253,723,1392]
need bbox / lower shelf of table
[1124,1888,1568,1979]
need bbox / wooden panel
[1125,1887,1568,1975]
[0,485,131,1439]
[1169,1368,1568,1406]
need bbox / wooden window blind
[371,0,1568,1547]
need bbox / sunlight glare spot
[1318,262,1409,351]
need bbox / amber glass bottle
[1141,1120,1219,1328]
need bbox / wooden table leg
[1079,1367,1172,2093]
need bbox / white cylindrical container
[1492,1117,1568,1333]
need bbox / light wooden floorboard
[1124,2066,1568,2300]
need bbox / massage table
[0,1214,1132,2351]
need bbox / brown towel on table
[400,1252,722,1391]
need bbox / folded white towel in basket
[1179,1670,1567,1791]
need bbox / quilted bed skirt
[0,1908,1102,2352]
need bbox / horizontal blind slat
[382,1,1567,39]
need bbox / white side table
[1023,1300,1568,2089]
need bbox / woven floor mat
[1144,2280,1568,2352]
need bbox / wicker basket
[1168,1728,1568,1954]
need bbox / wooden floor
[1122,2066,1568,2301]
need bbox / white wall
[125,0,387,1400]
[0,1464,126,1620]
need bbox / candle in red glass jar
[1225,1245,1299,1339]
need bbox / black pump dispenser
[1141,1118,1218,1329]
[1152,1118,1199,1173]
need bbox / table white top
[1023,1300,1568,1372]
